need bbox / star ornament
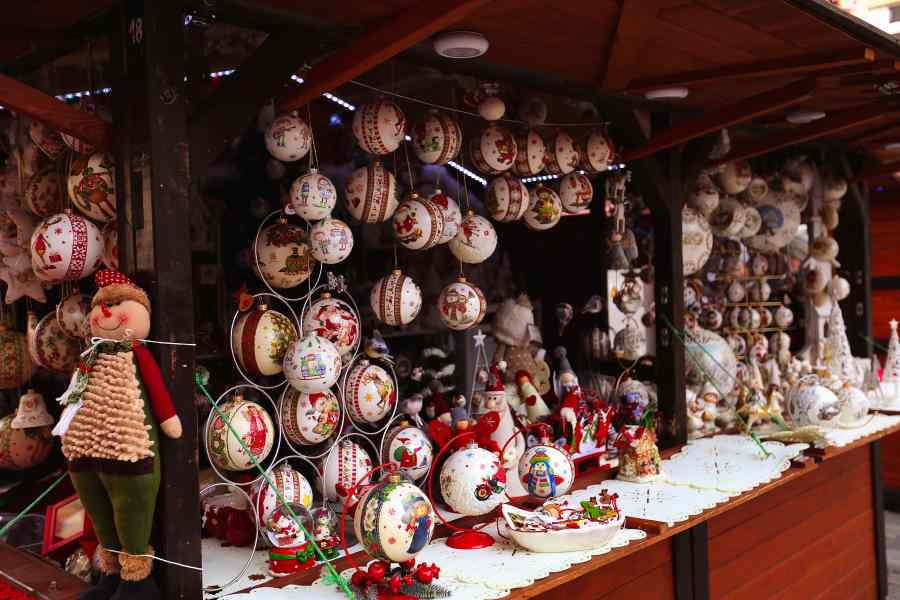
[472,328,486,348]
[0,266,46,303]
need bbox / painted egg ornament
[412,110,462,165]
[478,96,506,121]
[354,475,434,563]
[252,464,314,531]
[24,169,63,218]
[67,153,117,222]
[524,184,562,231]
[344,359,397,424]
[428,189,462,244]
[30,212,104,282]
[280,387,341,446]
[29,120,66,160]
[309,217,354,264]
[254,221,315,289]
[28,312,80,374]
[511,129,546,177]
[353,99,407,155]
[543,131,580,176]
[207,395,276,472]
[437,276,486,331]
[0,327,34,389]
[264,114,312,162]
[301,293,360,361]
[232,306,298,377]
[449,212,497,264]
[559,172,594,213]
[486,175,529,222]
[321,439,373,509]
[439,443,507,516]
[518,442,574,499]
[392,193,445,250]
[581,129,614,173]
[56,293,92,340]
[0,414,52,471]
[289,169,337,221]
[284,334,342,393]
[344,162,399,224]
[470,124,517,174]
[382,424,433,482]
[370,269,423,326]
[101,222,118,269]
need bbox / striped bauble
[344,162,398,224]
[470,124,517,175]
[370,269,422,326]
[392,193,445,250]
[543,131,580,176]
[486,175,529,222]
[231,305,298,377]
[352,99,406,155]
[411,110,461,165]
[512,129,546,177]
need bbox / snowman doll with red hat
[53,269,183,600]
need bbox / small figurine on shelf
[471,361,524,468]
[613,377,662,483]
[516,370,551,423]
[265,506,316,576]
[310,506,341,561]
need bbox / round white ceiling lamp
[643,87,689,100]
[884,142,900,151]
[786,109,826,125]
[433,31,489,59]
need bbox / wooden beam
[623,47,874,93]
[851,160,900,181]
[0,73,112,150]
[276,0,489,114]
[709,103,893,166]
[601,1,668,91]
[846,120,900,147]
[622,79,817,162]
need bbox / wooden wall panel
[869,193,900,279]
[882,431,900,491]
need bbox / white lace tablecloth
[817,414,900,449]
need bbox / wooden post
[838,152,873,358]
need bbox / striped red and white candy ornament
[370,269,422,326]
[30,211,104,282]
[344,162,399,224]
[511,129,546,177]
[411,110,462,165]
[486,175,529,222]
[470,124,517,174]
[232,304,298,377]
[392,193,445,250]
[543,131,580,176]
[352,98,407,156]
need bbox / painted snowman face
[90,299,150,341]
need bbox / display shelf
[0,542,87,600]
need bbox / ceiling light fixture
[786,109,826,125]
[643,87,689,100]
[433,31,489,59]
[884,142,900,151]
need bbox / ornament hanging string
[0,472,68,539]
[306,104,319,171]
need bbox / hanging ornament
[524,184,562,231]
[824,176,848,205]
[371,269,423,326]
[23,169,63,218]
[264,114,312,162]
[284,334,342,393]
[0,269,46,304]
[56,293,92,340]
[684,328,737,395]
[101,222,118,269]
[518,437,575,499]
[543,131,580,176]
[30,212,103,282]
[344,359,397,423]
[580,129,614,174]
[486,175,529,222]
[392,193,445,250]
[437,277,486,331]
[280,387,341,446]
[321,439,373,509]
[614,276,644,315]
[207,393,276,472]
[511,129,546,177]
[411,110,462,165]
[232,304,298,377]
[344,162,399,224]
[478,96,506,121]
[559,172,593,213]
[252,464,314,531]
[289,169,337,221]
[0,412,52,471]
[12,389,53,429]
[613,321,646,361]
[254,220,316,289]
[66,153,116,223]
[352,99,407,155]
[27,312,80,374]
[61,100,101,155]
[428,189,462,244]
[716,160,752,194]
[682,207,713,276]
[439,442,507,516]
[353,474,435,563]
[519,95,548,126]
[29,121,66,160]
[309,217,354,264]
[746,191,802,252]
[739,205,762,238]
[301,292,360,362]
[449,212,497,264]
[745,177,769,204]
[382,422,433,482]
[470,124,517,174]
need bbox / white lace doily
[818,414,900,448]
[202,538,272,595]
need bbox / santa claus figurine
[265,509,316,576]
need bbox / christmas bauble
[449,212,497,264]
[301,293,360,361]
[30,212,103,282]
[264,114,312,162]
[581,130,614,173]
[29,120,66,160]
[511,129,546,177]
[344,359,396,424]
[28,313,80,374]
[478,96,506,121]
[392,194,445,250]
[437,277,486,331]
[559,172,594,213]
[439,443,507,516]
[382,424,433,482]
[61,101,100,155]
[344,162,399,224]
[717,160,752,194]
[101,222,118,270]
[685,328,737,396]
[56,293,92,340]
[254,221,316,289]
[354,475,434,562]
[836,386,870,428]
[309,218,354,264]
[252,465,314,531]
[746,191,802,253]
[284,334,342,393]
[370,269,422,326]
[232,306,298,377]
[682,207,713,276]
[0,415,52,471]
[280,387,341,446]
[289,170,337,221]
[486,175,529,222]
[352,99,407,155]
[66,153,116,222]
[207,396,276,471]
[24,169,63,218]
[321,439,373,509]
[0,327,33,389]
[470,124,517,174]
[412,110,462,165]
[543,131,579,176]
[524,185,562,231]
[518,443,574,499]
[428,189,462,244]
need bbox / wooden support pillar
[838,153,873,358]
[872,440,888,600]
[672,521,710,600]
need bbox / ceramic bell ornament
[265,114,312,162]
[411,110,462,165]
[344,162,399,224]
[289,169,337,221]
[449,211,497,264]
[309,217,354,264]
[352,98,407,155]
[392,193,445,250]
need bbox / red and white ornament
[428,189,462,244]
[524,185,562,231]
[232,306,298,377]
[559,172,594,213]
[264,114,312,162]
[411,110,461,165]
[580,130,614,173]
[0,327,33,390]
[352,99,406,155]
[486,175,529,222]
[301,293,360,360]
[518,443,574,499]
[344,359,396,424]
[284,334,342,393]
[437,277,486,331]
[29,121,65,160]
[449,212,497,264]
[252,464,314,531]
[511,129,546,177]
[370,269,422,326]
[392,194,445,250]
[321,439,373,509]
[289,169,337,221]
[280,387,341,446]
[28,312,80,374]
[543,131,580,176]
[30,212,103,282]
[439,443,507,516]
[353,475,434,562]
[207,395,276,472]
[56,293,92,340]
[0,414,52,471]
[309,218,354,264]
[470,124,517,174]
[23,169,62,218]
[382,423,433,482]
[101,222,118,269]
[478,96,506,121]
[254,221,315,289]
[67,153,116,222]
[344,162,399,224]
